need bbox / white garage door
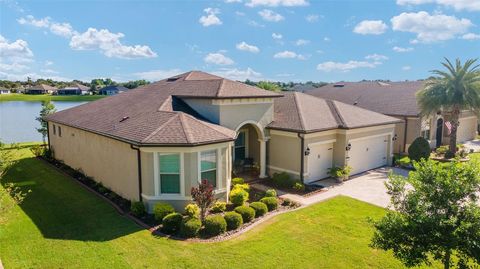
[348,135,388,175]
[306,143,333,183]
[457,117,477,143]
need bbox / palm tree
[417,58,480,154]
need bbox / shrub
[233,183,250,192]
[260,197,278,211]
[249,202,268,217]
[162,212,183,234]
[271,172,294,188]
[224,211,243,231]
[30,144,46,157]
[229,187,249,206]
[396,156,411,167]
[153,203,175,222]
[281,198,300,208]
[436,145,449,155]
[179,217,202,238]
[210,201,227,213]
[184,203,200,218]
[293,182,305,192]
[231,177,244,186]
[408,137,431,162]
[234,205,256,223]
[191,180,215,222]
[130,201,146,217]
[445,150,455,159]
[203,215,227,237]
[264,189,277,197]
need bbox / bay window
[200,150,217,187]
[159,153,181,194]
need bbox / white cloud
[134,69,183,81]
[393,46,414,52]
[402,65,412,71]
[0,35,34,62]
[365,54,389,61]
[295,39,310,46]
[199,8,222,27]
[317,60,377,72]
[70,28,157,59]
[40,68,59,74]
[235,11,246,16]
[245,0,308,7]
[462,33,480,40]
[49,22,75,37]
[305,14,319,22]
[353,20,388,35]
[45,60,54,66]
[258,9,284,22]
[396,0,480,11]
[204,52,235,65]
[225,0,242,2]
[273,50,306,60]
[324,37,331,42]
[17,15,50,28]
[248,20,265,27]
[212,67,263,81]
[391,12,472,43]
[17,15,76,38]
[236,41,260,53]
[272,33,283,39]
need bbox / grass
[0,148,435,269]
[0,93,105,102]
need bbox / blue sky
[0,0,479,83]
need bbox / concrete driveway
[275,167,410,208]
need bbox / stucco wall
[268,132,300,179]
[183,99,220,123]
[219,102,274,131]
[49,122,139,201]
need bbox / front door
[234,130,246,161]
[436,118,443,147]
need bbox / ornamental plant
[191,179,215,222]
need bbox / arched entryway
[233,121,267,180]
[436,118,443,147]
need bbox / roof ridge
[293,92,306,130]
[327,100,346,128]
[178,113,194,144]
[216,78,225,98]
[141,114,179,143]
[182,113,231,139]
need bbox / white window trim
[153,152,185,198]
[233,129,248,161]
[197,148,222,190]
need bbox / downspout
[298,133,305,184]
[403,117,408,153]
[46,121,51,151]
[131,145,143,202]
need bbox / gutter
[131,145,143,202]
[298,133,305,184]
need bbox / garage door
[306,143,333,183]
[457,117,477,143]
[348,135,388,175]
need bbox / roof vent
[119,116,130,122]
[333,83,345,88]
[167,77,180,82]
[377,81,390,86]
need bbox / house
[0,87,11,94]
[46,71,401,211]
[25,84,57,94]
[57,83,90,95]
[306,81,478,153]
[99,85,129,95]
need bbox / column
[259,138,267,178]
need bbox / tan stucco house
[46,71,402,211]
[306,81,478,153]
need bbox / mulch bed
[255,179,327,197]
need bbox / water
[0,101,87,143]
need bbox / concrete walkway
[463,139,480,153]
[252,167,410,208]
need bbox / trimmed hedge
[184,203,200,218]
[162,212,183,234]
[271,172,295,188]
[210,201,227,213]
[265,189,277,197]
[249,202,268,217]
[260,197,278,211]
[203,215,227,237]
[234,205,256,223]
[408,137,431,162]
[231,177,244,185]
[130,201,146,217]
[179,217,202,238]
[224,211,243,231]
[229,187,249,207]
[153,203,175,222]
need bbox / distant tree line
[244,79,327,92]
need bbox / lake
[0,101,87,143]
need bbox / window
[58,126,62,137]
[53,124,56,135]
[421,119,430,140]
[159,154,181,194]
[200,150,217,187]
[234,130,246,160]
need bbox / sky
[0,0,479,83]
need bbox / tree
[416,58,480,153]
[256,81,282,92]
[191,180,215,222]
[36,101,56,144]
[371,159,480,269]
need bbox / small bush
[179,217,202,238]
[264,189,277,197]
[30,145,46,157]
[224,211,243,231]
[233,183,250,192]
[396,156,411,167]
[231,177,244,185]
[210,201,227,213]
[229,187,249,206]
[293,182,305,192]
[234,205,256,223]
[249,202,268,217]
[260,197,278,211]
[162,212,183,234]
[408,137,431,162]
[271,172,294,188]
[436,145,449,155]
[130,201,146,217]
[281,198,299,208]
[153,203,175,222]
[203,215,227,237]
[445,150,455,159]
[184,203,200,218]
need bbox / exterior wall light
[392,134,398,141]
[345,143,352,151]
[304,147,310,156]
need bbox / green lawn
[0,148,434,269]
[0,93,105,102]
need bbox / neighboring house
[57,83,90,95]
[25,84,57,94]
[306,81,478,153]
[46,71,401,211]
[99,85,129,95]
[0,87,11,94]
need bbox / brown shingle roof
[28,84,57,91]
[305,81,425,117]
[267,92,402,133]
